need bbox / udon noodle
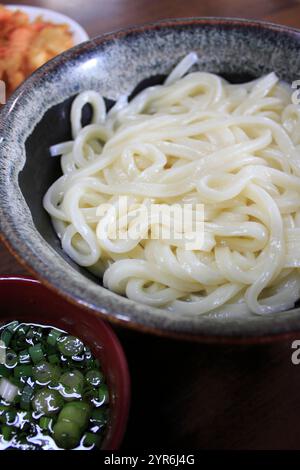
[43,53,300,317]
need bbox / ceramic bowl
[0,275,130,449]
[1,18,300,341]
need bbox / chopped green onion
[5,349,18,368]
[53,420,81,449]
[48,354,60,365]
[0,409,17,425]
[29,343,44,363]
[11,393,20,405]
[47,329,62,346]
[82,432,100,448]
[14,365,33,380]
[0,365,10,379]
[18,350,31,364]
[85,369,104,387]
[0,378,19,403]
[59,370,84,400]
[91,408,108,426]
[26,327,42,345]
[1,424,15,441]
[58,401,91,432]
[15,411,32,431]
[58,336,84,357]
[6,321,19,333]
[20,384,34,411]
[33,362,61,385]
[98,384,109,405]
[16,325,29,336]
[12,338,26,352]
[0,322,19,347]
[13,326,29,351]
[0,405,9,414]
[33,388,63,416]
[83,388,98,405]
[39,416,53,431]
[1,329,12,347]
[26,327,35,339]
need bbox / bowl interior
[20,71,257,283]
[0,277,130,449]
[3,18,300,339]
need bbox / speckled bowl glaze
[1,17,300,342]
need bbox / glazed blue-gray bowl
[1,17,300,342]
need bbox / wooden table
[2,0,300,450]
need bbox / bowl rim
[2,16,300,343]
[5,3,89,44]
[0,274,131,450]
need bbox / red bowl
[0,275,130,450]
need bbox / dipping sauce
[0,321,110,450]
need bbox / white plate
[6,4,89,45]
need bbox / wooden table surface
[2,0,300,450]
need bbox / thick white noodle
[43,53,300,317]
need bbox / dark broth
[0,321,110,450]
